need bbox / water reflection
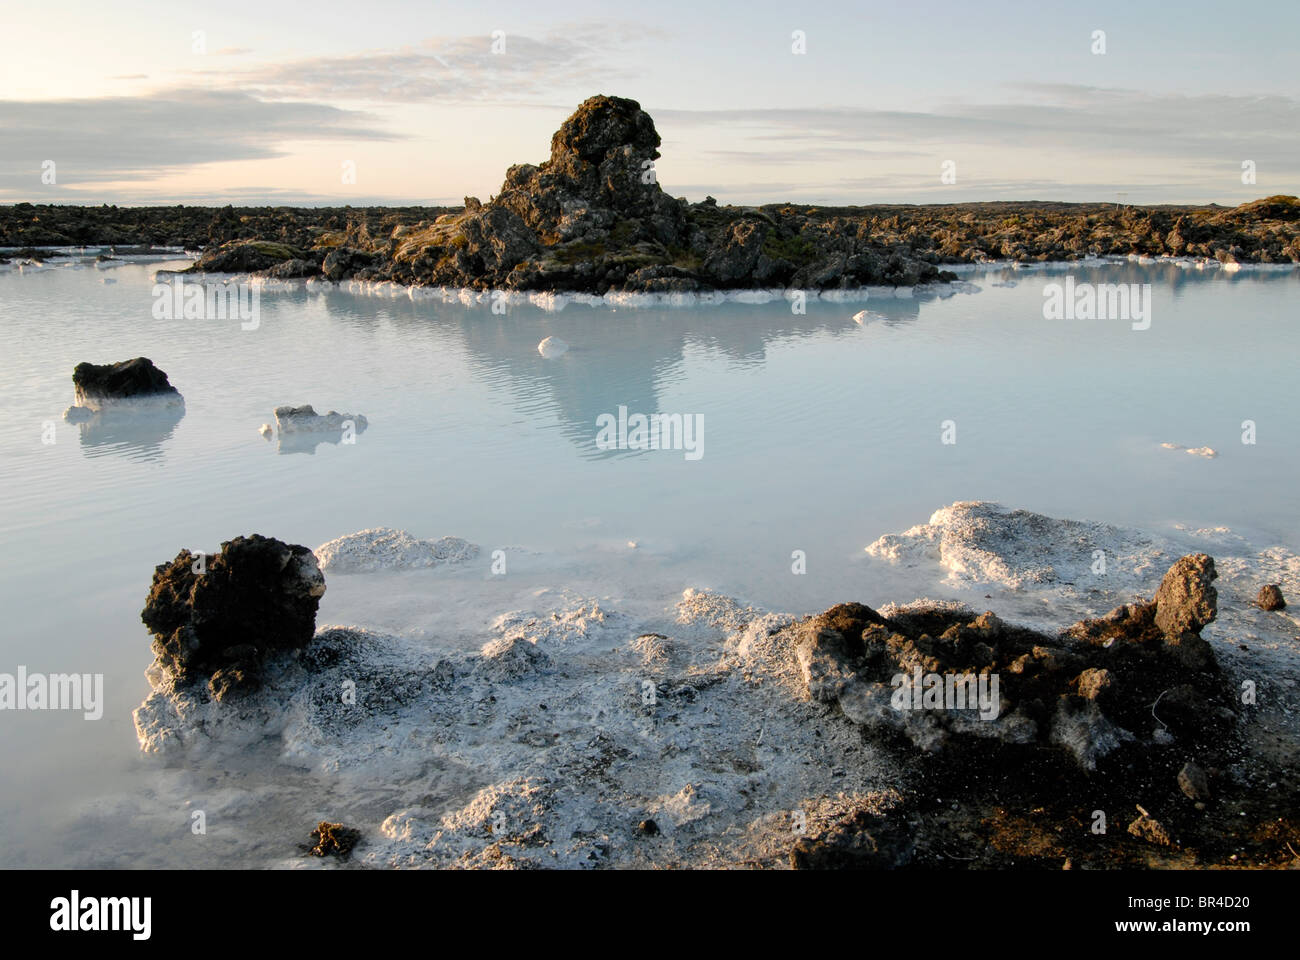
[432,296,927,457]
[70,405,186,461]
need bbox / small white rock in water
[853,310,886,325]
[99,277,117,285]
[258,423,273,439]
[315,527,480,572]
[1161,442,1217,459]
[538,336,569,358]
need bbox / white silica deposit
[127,502,1300,868]
[274,404,368,434]
[537,336,569,358]
[63,392,185,421]
[864,500,1300,648]
[315,527,480,573]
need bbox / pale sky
[3,0,1297,206]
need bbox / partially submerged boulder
[795,554,1231,771]
[140,534,326,700]
[274,404,368,434]
[67,357,183,414]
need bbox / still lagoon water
[0,254,1296,865]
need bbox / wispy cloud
[659,87,1300,166]
[0,89,397,198]
[206,27,660,104]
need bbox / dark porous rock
[141,534,326,699]
[789,807,913,869]
[322,247,375,281]
[265,257,321,279]
[1257,584,1286,611]
[308,821,361,858]
[793,554,1233,771]
[70,356,180,408]
[1153,553,1218,638]
[1177,761,1211,801]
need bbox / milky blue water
[0,254,1297,865]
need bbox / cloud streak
[0,89,397,198]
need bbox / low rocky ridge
[799,554,1229,770]
[6,98,1297,291]
[130,518,1299,868]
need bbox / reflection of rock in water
[276,431,352,456]
[71,405,185,460]
[442,299,927,457]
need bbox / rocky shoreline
[129,503,1300,869]
[5,96,1299,294]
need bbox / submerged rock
[140,534,326,699]
[67,357,183,414]
[314,527,479,573]
[537,335,569,358]
[274,404,368,434]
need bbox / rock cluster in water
[140,535,326,700]
[798,554,1231,771]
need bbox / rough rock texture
[1153,554,1218,637]
[308,821,360,858]
[314,528,479,573]
[140,535,326,700]
[70,357,182,411]
[273,404,368,434]
[1177,761,1211,801]
[788,799,914,869]
[1128,809,1175,847]
[1257,584,1286,611]
[797,554,1229,770]
[185,240,305,274]
[126,501,1300,869]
